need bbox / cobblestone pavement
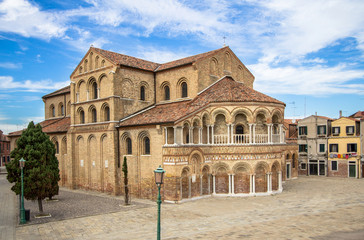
[15,177,364,240]
[0,174,16,240]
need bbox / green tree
[122,156,129,205]
[6,121,60,213]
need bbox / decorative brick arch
[233,162,252,194]
[176,77,188,98]
[137,131,150,155]
[255,161,269,193]
[231,107,253,123]
[188,150,204,174]
[211,107,231,124]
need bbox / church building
[9,46,298,202]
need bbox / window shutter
[317,126,319,134]
[324,126,326,134]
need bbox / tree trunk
[124,176,129,205]
[38,198,43,213]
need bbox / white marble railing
[233,134,250,144]
[255,134,268,144]
[272,134,280,143]
[214,134,229,144]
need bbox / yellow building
[328,117,361,178]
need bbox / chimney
[339,110,342,118]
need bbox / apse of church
[9,46,298,202]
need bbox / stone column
[211,125,215,145]
[267,172,272,193]
[86,90,89,101]
[173,126,177,145]
[212,174,216,194]
[227,124,231,144]
[253,124,256,144]
[231,174,235,195]
[199,128,202,144]
[228,174,232,194]
[208,174,211,194]
[248,124,253,144]
[181,126,184,144]
[76,92,79,103]
[207,125,210,144]
[188,176,192,198]
[251,174,256,194]
[278,171,283,191]
[200,175,203,195]
[164,127,168,145]
[267,123,271,143]
[231,124,235,144]
[279,124,284,143]
[97,88,100,99]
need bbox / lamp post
[154,165,165,240]
[19,158,26,224]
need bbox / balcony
[163,125,285,147]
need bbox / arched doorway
[202,166,210,195]
[181,168,190,199]
[255,164,267,193]
[271,162,280,191]
[234,165,250,193]
[215,167,229,194]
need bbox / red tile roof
[8,117,70,137]
[156,47,228,71]
[92,47,160,71]
[118,76,285,127]
[349,111,364,119]
[42,85,70,99]
[92,46,228,72]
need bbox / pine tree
[6,121,60,213]
[122,156,129,205]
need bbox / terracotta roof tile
[349,111,364,119]
[92,46,228,72]
[156,47,228,71]
[119,76,285,127]
[42,85,70,99]
[8,117,70,137]
[92,47,160,71]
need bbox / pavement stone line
[2,176,364,240]
[0,174,16,240]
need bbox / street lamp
[19,158,26,224]
[154,165,165,240]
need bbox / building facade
[9,46,298,201]
[0,130,10,167]
[328,117,361,178]
[297,115,332,176]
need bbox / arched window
[164,86,170,100]
[236,125,244,134]
[55,141,59,154]
[60,104,64,116]
[140,86,145,101]
[144,137,150,155]
[80,110,85,124]
[104,106,110,121]
[181,82,188,98]
[126,138,132,155]
[51,105,55,117]
[92,108,97,122]
[92,82,98,99]
[186,133,189,144]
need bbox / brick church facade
[9,46,298,201]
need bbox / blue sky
[0,0,364,134]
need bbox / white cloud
[0,76,69,91]
[0,122,26,134]
[0,62,22,69]
[251,0,364,63]
[135,46,192,63]
[0,0,67,40]
[249,63,364,96]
